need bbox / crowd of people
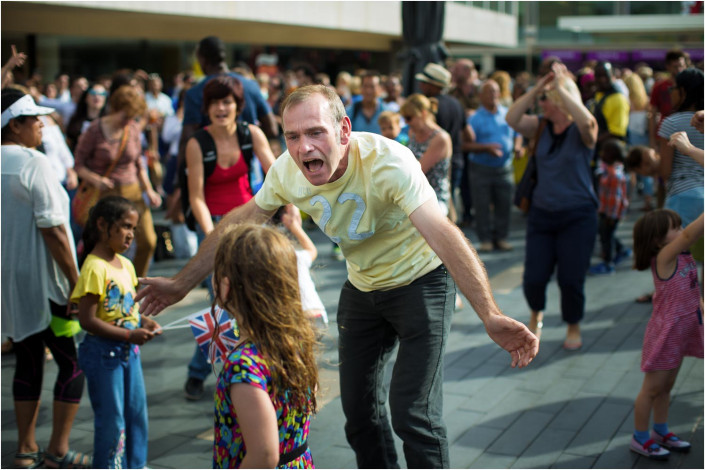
[1,36,702,468]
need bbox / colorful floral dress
[213,341,314,468]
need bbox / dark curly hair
[80,196,138,267]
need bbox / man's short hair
[665,49,688,65]
[281,84,346,130]
[197,36,226,66]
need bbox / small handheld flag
[188,306,240,364]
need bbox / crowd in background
[1,39,703,468]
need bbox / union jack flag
[188,306,240,364]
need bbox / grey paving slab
[478,389,543,430]
[568,399,633,457]
[511,426,577,469]
[487,410,555,456]
[468,452,517,469]
[550,392,607,432]
[552,452,598,469]
[451,425,506,468]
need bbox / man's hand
[484,314,539,368]
[486,143,503,157]
[136,276,186,316]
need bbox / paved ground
[2,197,703,469]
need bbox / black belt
[278,440,308,466]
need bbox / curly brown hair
[212,223,319,413]
[109,85,146,119]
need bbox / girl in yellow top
[71,196,160,469]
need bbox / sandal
[14,448,44,469]
[528,313,543,340]
[45,449,92,469]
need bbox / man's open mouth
[303,159,324,172]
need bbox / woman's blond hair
[213,224,319,413]
[490,70,512,102]
[545,76,582,120]
[624,73,648,111]
[400,93,438,120]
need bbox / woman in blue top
[506,62,598,351]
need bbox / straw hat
[415,63,451,89]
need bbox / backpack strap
[236,121,255,192]
[193,128,218,180]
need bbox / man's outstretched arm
[409,200,539,368]
[136,198,274,316]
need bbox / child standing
[280,207,329,327]
[378,110,409,146]
[590,139,631,275]
[72,196,161,469]
[625,145,665,211]
[630,209,704,459]
[212,224,318,468]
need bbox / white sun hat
[1,94,55,128]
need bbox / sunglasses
[402,115,413,121]
[88,89,108,97]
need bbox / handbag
[513,119,547,213]
[72,125,129,227]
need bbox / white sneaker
[650,430,691,452]
[629,437,670,460]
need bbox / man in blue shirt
[179,36,278,166]
[345,71,389,134]
[467,79,521,252]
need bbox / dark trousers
[598,213,624,264]
[468,162,513,243]
[13,302,84,403]
[523,205,597,325]
[452,160,472,222]
[338,265,454,468]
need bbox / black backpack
[179,122,254,231]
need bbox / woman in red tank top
[185,75,276,236]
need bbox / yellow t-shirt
[255,132,442,291]
[71,254,140,328]
[594,91,630,138]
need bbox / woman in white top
[1,89,91,469]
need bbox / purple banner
[541,50,583,61]
[585,51,630,62]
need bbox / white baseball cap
[1,94,54,128]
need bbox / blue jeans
[338,265,454,468]
[523,204,597,325]
[78,334,148,469]
[188,216,221,381]
[665,186,704,227]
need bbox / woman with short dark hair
[183,74,276,400]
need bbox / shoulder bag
[71,125,130,227]
[513,118,547,214]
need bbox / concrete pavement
[2,198,703,469]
